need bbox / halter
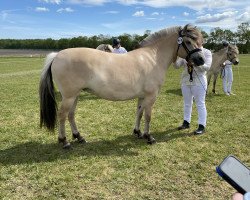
[176,30,202,61]
[227,50,236,63]
[176,30,202,82]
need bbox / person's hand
[232,193,243,200]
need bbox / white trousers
[181,84,207,127]
[222,67,233,93]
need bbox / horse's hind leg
[133,98,144,138]
[68,96,86,144]
[58,97,77,149]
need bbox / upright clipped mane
[139,26,180,47]
[181,24,204,46]
[228,44,239,54]
[139,24,203,47]
[215,44,239,54]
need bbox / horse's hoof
[78,137,87,144]
[142,133,156,144]
[63,142,72,149]
[147,137,156,145]
[133,129,143,138]
[73,132,87,144]
[58,137,71,149]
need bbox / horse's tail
[39,52,58,131]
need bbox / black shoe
[194,124,205,135]
[178,120,190,130]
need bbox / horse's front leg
[68,96,86,144]
[207,72,212,95]
[133,98,144,138]
[212,73,219,94]
[142,94,157,144]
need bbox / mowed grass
[0,55,249,199]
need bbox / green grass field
[0,55,249,199]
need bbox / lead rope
[193,67,207,93]
[187,62,193,82]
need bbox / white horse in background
[96,44,114,52]
[39,24,205,149]
[207,44,239,94]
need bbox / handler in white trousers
[222,60,234,95]
[174,47,212,134]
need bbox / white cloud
[116,0,238,11]
[183,12,189,16]
[151,12,159,16]
[35,7,50,12]
[1,11,8,21]
[39,0,61,4]
[116,0,138,5]
[104,11,119,14]
[237,12,250,23]
[133,10,144,17]
[196,11,238,23]
[67,0,110,5]
[57,7,74,13]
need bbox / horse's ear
[183,24,188,33]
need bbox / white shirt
[113,47,127,54]
[173,48,212,86]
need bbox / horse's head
[96,44,114,53]
[177,24,205,66]
[227,44,239,65]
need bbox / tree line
[0,22,249,53]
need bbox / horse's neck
[151,33,178,69]
[215,48,227,63]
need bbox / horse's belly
[88,86,143,101]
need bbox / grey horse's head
[227,44,239,65]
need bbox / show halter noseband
[176,29,202,82]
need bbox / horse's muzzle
[192,56,205,66]
[233,60,239,65]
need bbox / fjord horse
[39,24,205,148]
[207,44,239,94]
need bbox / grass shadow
[165,88,182,96]
[0,128,196,166]
[0,133,147,166]
[152,127,194,143]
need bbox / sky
[0,0,250,39]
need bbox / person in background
[222,59,235,96]
[174,46,212,135]
[221,41,235,96]
[112,38,127,54]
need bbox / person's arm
[195,49,212,72]
[122,47,127,53]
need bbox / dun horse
[39,24,205,149]
[207,44,239,93]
